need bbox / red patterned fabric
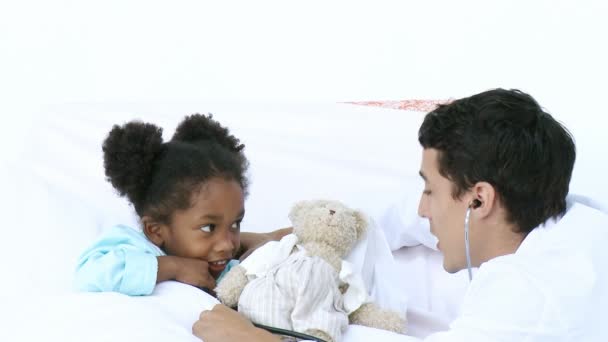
[344,99,450,112]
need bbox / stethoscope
[465,199,481,282]
[251,201,481,339]
[254,201,480,341]
[234,202,481,340]
[252,322,328,342]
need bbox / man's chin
[442,261,464,274]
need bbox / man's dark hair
[418,88,576,234]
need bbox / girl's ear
[142,216,166,248]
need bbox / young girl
[75,114,280,296]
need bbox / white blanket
[3,281,420,342]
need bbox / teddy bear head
[288,199,368,258]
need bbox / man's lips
[430,227,440,250]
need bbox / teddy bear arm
[348,302,407,334]
[214,265,248,308]
[303,329,334,342]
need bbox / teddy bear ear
[288,200,312,225]
[353,209,369,239]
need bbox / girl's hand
[157,256,216,290]
[192,304,279,342]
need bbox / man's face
[418,148,470,273]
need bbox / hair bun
[171,113,244,152]
[102,121,164,209]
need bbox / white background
[0,2,607,337]
[0,1,606,104]
[2,0,607,202]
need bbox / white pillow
[374,181,438,251]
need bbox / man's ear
[471,181,497,218]
[142,216,166,248]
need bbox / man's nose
[418,194,428,218]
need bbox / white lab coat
[423,198,608,341]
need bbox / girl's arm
[74,225,162,296]
[237,227,293,261]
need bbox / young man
[192,89,608,341]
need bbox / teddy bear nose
[329,210,336,215]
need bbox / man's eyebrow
[419,171,427,181]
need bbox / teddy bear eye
[329,210,336,215]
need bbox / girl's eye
[423,189,432,195]
[200,224,214,233]
[230,221,241,232]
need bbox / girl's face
[159,177,244,279]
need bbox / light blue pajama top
[74,224,237,296]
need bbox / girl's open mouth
[208,259,229,277]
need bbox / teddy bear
[215,199,406,342]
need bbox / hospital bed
[1,101,602,341]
